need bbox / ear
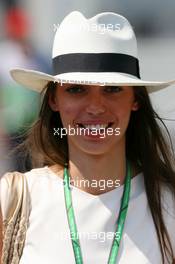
[48,93,59,112]
[131,100,140,111]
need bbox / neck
[67,143,134,195]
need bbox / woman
[0,11,175,264]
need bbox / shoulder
[26,166,64,201]
[0,167,58,218]
[0,167,48,189]
[24,166,63,190]
[0,166,63,197]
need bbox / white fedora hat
[10,11,175,93]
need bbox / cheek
[58,101,80,125]
[113,99,133,128]
[60,103,73,114]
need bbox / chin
[68,134,124,156]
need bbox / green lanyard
[63,161,131,264]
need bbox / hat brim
[10,68,175,94]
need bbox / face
[49,84,139,155]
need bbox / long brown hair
[22,81,175,263]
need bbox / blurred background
[0,0,175,176]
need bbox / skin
[49,84,139,195]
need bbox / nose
[85,93,106,115]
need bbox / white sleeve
[161,186,175,256]
[0,175,10,220]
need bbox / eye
[104,86,123,93]
[65,85,86,94]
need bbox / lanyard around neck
[63,161,131,264]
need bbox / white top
[1,167,175,264]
